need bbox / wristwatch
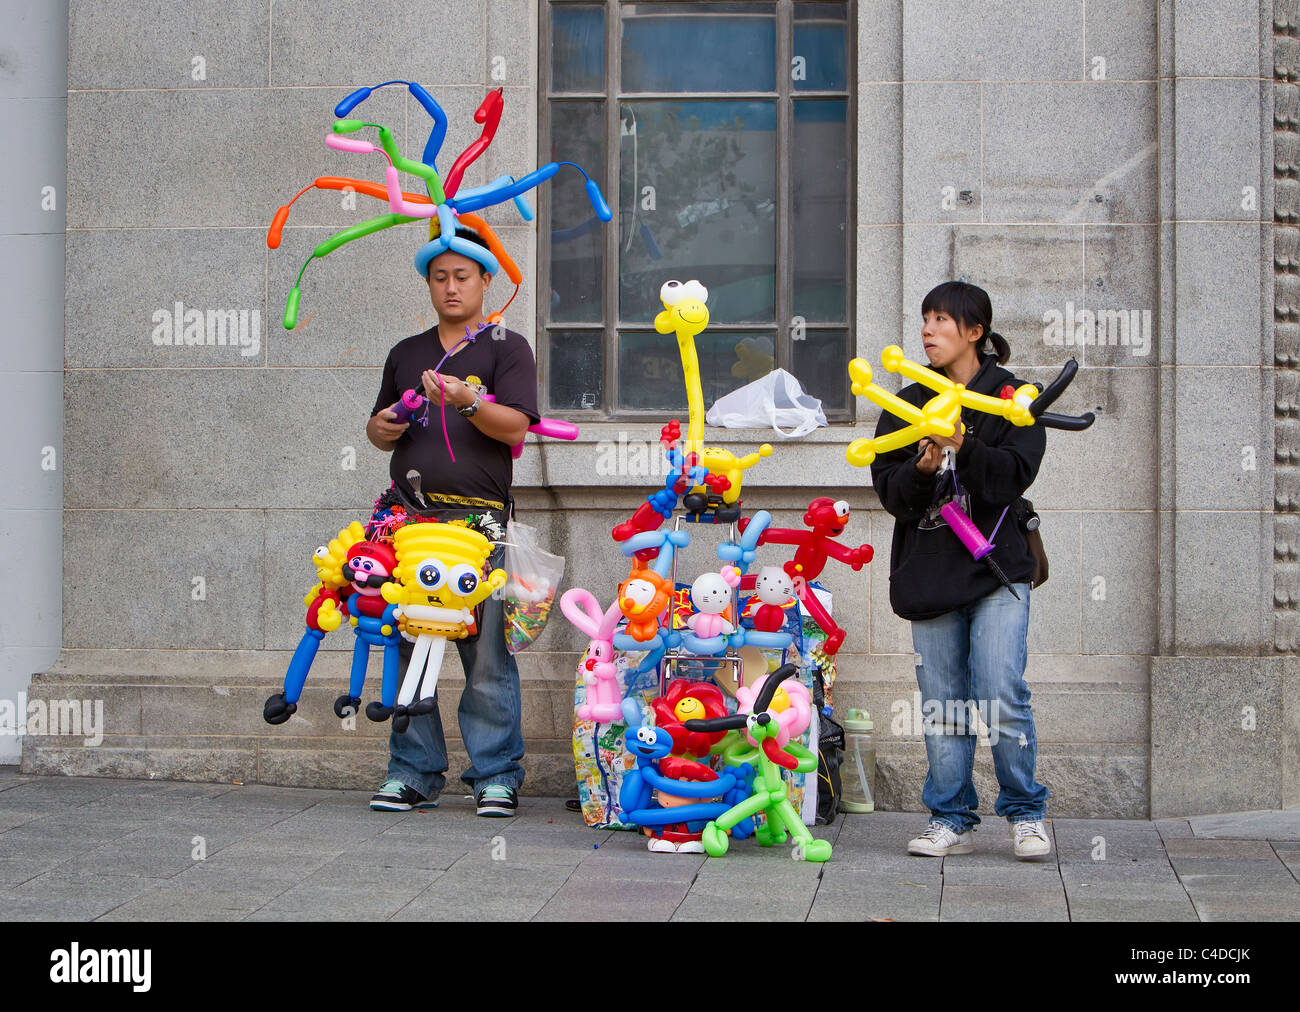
[456,393,481,418]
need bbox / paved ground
[1,768,1298,921]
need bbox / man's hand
[421,369,476,409]
[367,402,409,452]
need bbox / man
[365,228,539,817]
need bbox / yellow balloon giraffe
[654,279,771,518]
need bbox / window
[540,0,854,419]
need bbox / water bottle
[839,708,875,813]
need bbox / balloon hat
[268,80,611,329]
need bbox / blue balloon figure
[336,588,403,721]
[617,699,754,854]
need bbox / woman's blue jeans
[386,547,524,799]
[910,583,1047,833]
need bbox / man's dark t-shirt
[370,325,540,510]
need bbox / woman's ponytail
[982,329,1011,364]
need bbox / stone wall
[26,1,1296,817]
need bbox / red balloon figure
[738,497,872,655]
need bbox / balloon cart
[564,281,877,864]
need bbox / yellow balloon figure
[655,279,771,520]
[303,520,368,630]
[378,521,507,733]
[844,345,1042,468]
[690,444,773,517]
[655,279,712,454]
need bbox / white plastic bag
[500,521,565,654]
[705,368,827,439]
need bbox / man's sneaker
[1011,819,1052,859]
[907,821,975,857]
[476,784,518,817]
[369,779,438,812]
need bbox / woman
[870,281,1051,859]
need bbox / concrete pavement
[1,768,1297,921]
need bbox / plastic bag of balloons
[500,520,565,653]
[705,367,827,439]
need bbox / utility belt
[393,483,513,535]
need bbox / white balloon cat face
[690,566,741,615]
[659,279,708,306]
[754,565,794,605]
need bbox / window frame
[538,0,857,422]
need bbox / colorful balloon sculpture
[263,500,510,735]
[683,665,831,862]
[845,346,1096,468]
[268,79,610,329]
[618,698,754,854]
[376,521,507,734]
[653,280,772,521]
[738,497,872,655]
[560,588,625,723]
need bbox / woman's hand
[915,438,944,475]
[928,426,964,454]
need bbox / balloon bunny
[560,588,624,722]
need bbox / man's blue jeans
[386,547,524,799]
[910,583,1047,833]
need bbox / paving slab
[938,850,1064,886]
[1173,867,1300,892]
[445,834,612,869]
[327,836,478,873]
[1189,892,1300,922]
[96,884,273,921]
[810,863,942,921]
[939,884,1070,922]
[2,873,175,921]
[58,834,206,880]
[1164,838,1280,860]
[0,806,51,832]
[1060,859,1183,885]
[1186,809,1300,841]
[1067,896,1199,922]
[1154,818,1194,841]
[0,778,126,813]
[394,861,574,920]
[577,845,707,884]
[0,856,73,889]
[1060,874,1190,900]
[1272,844,1300,880]
[245,863,443,921]
[533,875,692,921]
[689,854,825,896]
[671,890,815,922]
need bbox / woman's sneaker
[369,779,438,812]
[1011,819,1052,859]
[476,784,518,817]
[907,821,975,856]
